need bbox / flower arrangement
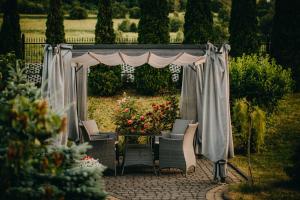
[114,93,179,135]
[114,93,150,135]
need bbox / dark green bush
[169,17,183,32]
[230,54,294,111]
[69,6,88,19]
[129,22,138,32]
[0,53,18,91]
[18,0,46,14]
[129,6,140,19]
[112,2,128,19]
[88,65,122,96]
[118,19,131,32]
[135,65,174,95]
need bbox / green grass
[229,93,300,200]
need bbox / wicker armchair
[159,123,198,175]
[81,120,117,176]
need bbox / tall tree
[136,0,173,95]
[0,0,22,58]
[183,0,213,44]
[271,0,300,89]
[95,0,115,44]
[45,0,65,45]
[229,0,259,57]
[138,0,169,43]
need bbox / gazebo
[41,43,234,180]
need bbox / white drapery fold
[72,51,206,68]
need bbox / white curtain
[41,44,53,99]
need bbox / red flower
[144,124,148,129]
[127,119,133,125]
[140,115,145,121]
[124,108,129,112]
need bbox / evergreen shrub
[69,6,88,19]
[118,19,131,32]
[88,65,122,96]
[169,17,183,32]
[0,55,106,200]
[130,22,138,32]
[230,54,294,111]
[135,65,174,95]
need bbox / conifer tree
[271,0,300,89]
[136,0,173,95]
[138,0,169,43]
[183,0,213,44]
[229,0,259,57]
[45,0,65,45]
[95,0,115,44]
[0,0,22,58]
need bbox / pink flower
[127,119,133,125]
[144,124,148,129]
[140,115,145,121]
[124,108,129,112]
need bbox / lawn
[0,14,183,39]
[228,93,300,199]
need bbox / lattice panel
[25,63,43,85]
[121,64,135,82]
[169,64,181,82]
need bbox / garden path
[104,158,245,200]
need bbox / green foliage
[135,65,174,95]
[18,0,47,14]
[69,6,88,19]
[183,0,213,44]
[232,99,266,153]
[257,0,274,42]
[138,0,170,44]
[169,17,183,32]
[118,19,130,32]
[0,0,22,58]
[0,53,18,91]
[88,65,122,96]
[229,0,259,57]
[129,6,140,19]
[129,22,138,32]
[95,0,115,44]
[112,2,128,19]
[230,54,294,111]
[0,60,106,200]
[271,0,300,90]
[46,0,65,45]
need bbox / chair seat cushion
[172,119,193,135]
[170,133,184,140]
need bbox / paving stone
[104,158,244,200]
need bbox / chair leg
[121,165,125,176]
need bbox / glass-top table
[119,133,160,175]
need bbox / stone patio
[104,158,245,200]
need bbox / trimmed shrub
[118,19,131,32]
[130,22,138,32]
[135,65,175,95]
[230,54,294,111]
[69,6,88,19]
[46,0,65,45]
[169,17,183,32]
[129,6,140,19]
[88,65,122,96]
[232,98,266,154]
[0,0,22,58]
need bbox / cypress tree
[45,0,65,45]
[136,0,173,95]
[0,0,22,58]
[229,0,259,57]
[183,0,213,44]
[95,0,115,44]
[91,0,120,96]
[270,0,300,89]
[138,0,169,43]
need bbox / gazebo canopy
[71,44,207,68]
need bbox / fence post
[21,33,25,60]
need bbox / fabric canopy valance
[72,51,206,68]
